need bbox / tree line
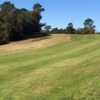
[45,18,96,34]
[0,1,45,44]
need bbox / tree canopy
[0,1,45,44]
[66,23,75,34]
[83,18,96,34]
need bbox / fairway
[0,34,100,100]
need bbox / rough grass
[0,34,100,100]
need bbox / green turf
[0,34,100,100]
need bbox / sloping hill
[0,34,71,55]
[0,34,100,100]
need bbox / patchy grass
[0,34,100,100]
[0,34,70,55]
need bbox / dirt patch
[0,34,71,55]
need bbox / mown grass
[0,34,100,100]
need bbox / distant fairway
[0,34,100,100]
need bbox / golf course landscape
[0,34,100,100]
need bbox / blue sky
[0,0,100,31]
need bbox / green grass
[0,34,100,100]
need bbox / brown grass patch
[0,34,71,55]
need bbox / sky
[0,0,100,31]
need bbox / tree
[0,1,15,17]
[66,23,75,34]
[0,1,16,44]
[44,25,51,32]
[83,18,96,34]
[84,18,95,29]
[51,28,59,33]
[32,3,45,32]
